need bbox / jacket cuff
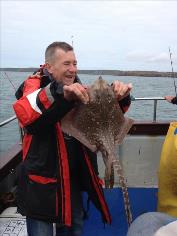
[49,81,64,100]
[118,94,131,113]
[49,80,75,109]
[171,96,177,105]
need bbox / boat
[0,97,172,236]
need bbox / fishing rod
[2,71,16,92]
[1,71,24,141]
[168,47,177,96]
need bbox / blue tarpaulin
[82,188,158,236]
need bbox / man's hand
[112,81,132,101]
[164,95,175,103]
[30,72,41,78]
[63,83,89,104]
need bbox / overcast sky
[1,0,177,71]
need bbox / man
[13,41,132,236]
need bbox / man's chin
[63,78,75,86]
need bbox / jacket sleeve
[118,94,131,113]
[171,96,177,105]
[13,79,74,134]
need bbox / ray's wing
[61,107,97,152]
[61,77,133,151]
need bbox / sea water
[0,71,177,155]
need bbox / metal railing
[0,115,17,127]
[0,97,166,129]
[0,115,23,143]
[131,96,165,121]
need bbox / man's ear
[45,63,53,74]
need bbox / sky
[1,0,177,72]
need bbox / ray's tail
[104,163,115,189]
[112,157,132,226]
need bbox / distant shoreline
[0,68,177,78]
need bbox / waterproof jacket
[13,68,131,226]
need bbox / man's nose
[69,64,77,72]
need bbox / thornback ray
[61,76,134,226]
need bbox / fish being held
[61,76,134,226]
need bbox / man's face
[47,48,77,85]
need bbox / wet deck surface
[0,188,157,236]
[0,218,26,235]
[0,207,27,236]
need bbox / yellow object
[158,122,177,217]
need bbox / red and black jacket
[13,68,131,225]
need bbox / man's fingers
[63,83,89,104]
[123,83,132,96]
[113,81,132,100]
[30,72,41,78]
[73,86,89,104]
[164,95,174,103]
[73,83,89,103]
[77,85,89,103]
[127,83,133,90]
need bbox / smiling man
[13,41,132,236]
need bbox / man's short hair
[45,42,73,63]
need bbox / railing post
[131,97,164,121]
[153,100,157,122]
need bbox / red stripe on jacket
[38,89,52,110]
[56,124,71,226]
[28,175,57,184]
[84,151,112,224]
